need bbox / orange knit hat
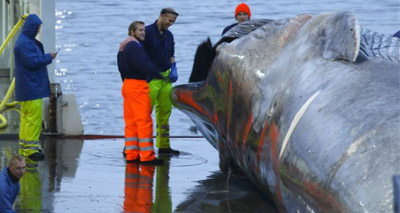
[235,3,251,19]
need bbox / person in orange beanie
[221,3,251,35]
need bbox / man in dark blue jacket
[143,8,180,155]
[14,14,57,161]
[118,21,164,165]
[0,154,26,212]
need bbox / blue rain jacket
[14,14,52,101]
[117,40,161,81]
[143,20,175,75]
[0,167,20,213]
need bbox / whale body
[172,11,400,212]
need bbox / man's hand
[50,52,57,59]
[169,62,178,83]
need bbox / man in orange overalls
[117,21,163,165]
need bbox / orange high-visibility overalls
[122,79,155,162]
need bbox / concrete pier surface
[0,136,277,212]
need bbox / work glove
[169,62,178,83]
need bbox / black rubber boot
[126,158,140,163]
[158,148,180,155]
[140,158,164,165]
[28,150,45,161]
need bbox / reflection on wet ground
[175,171,277,212]
[0,137,277,212]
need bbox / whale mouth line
[278,90,321,161]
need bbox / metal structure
[0,0,83,136]
[1,0,55,81]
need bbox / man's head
[128,21,146,41]
[157,7,179,31]
[23,14,43,38]
[8,154,26,179]
[235,3,251,23]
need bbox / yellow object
[0,14,28,129]
[19,99,42,156]
[0,14,28,55]
[148,70,173,149]
[18,157,42,212]
[0,78,19,128]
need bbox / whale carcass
[172,11,400,212]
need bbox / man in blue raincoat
[0,154,26,213]
[14,14,57,161]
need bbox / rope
[60,135,205,140]
[0,133,204,140]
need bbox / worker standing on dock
[14,14,57,161]
[143,8,180,156]
[118,21,164,165]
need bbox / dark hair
[160,8,179,16]
[128,21,145,36]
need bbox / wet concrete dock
[0,135,277,212]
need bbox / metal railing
[0,14,28,129]
[0,0,30,130]
[1,0,29,79]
